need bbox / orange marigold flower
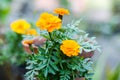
[60,40,80,57]
[10,19,31,34]
[36,12,62,32]
[25,29,38,36]
[54,8,70,15]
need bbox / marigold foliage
[10,19,31,34]
[54,8,70,15]
[60,40,80,57]
[36,12,62,32]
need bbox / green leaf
[51,56,58,61]
[51,64,59,71]
[48,66,55,74]
[26,65,34,69]
[50,62,59,71]
[25,69,38,80]
[38,47,45,54]
[44,68,48,77]
[38,63,46,70]
[60,70,71,80]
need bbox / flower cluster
[10,8,101,80]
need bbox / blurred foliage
[112,0,120,15]
[60,0,69,8]
[75,0,120,36]
[78,18,120,36]
[0,31,26,65]
[0,0,12,24]
[111,0,120,34]
[106,64,120,80]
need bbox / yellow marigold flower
[60,40,80,57]
[10,19,31,34]
[54,8,70,15]
[36,12,62,32]
[25,29,38,36]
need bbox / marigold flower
[60,40,80,57]
[10,19,31,34]
[25,29,38,36]
[36,12,62,32]
[54,8,70,15]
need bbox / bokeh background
[0,0,120,80]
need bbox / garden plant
[10,8,101,80]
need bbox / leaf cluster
[0,31,26,65]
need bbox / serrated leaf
[38,47,45,54]
[36,55,45,60]
[50,63,59,71]
[51,56,58,61]
[44,68,48,77]
[48,66,55,74]
[26,65,33,69]
[38,64,46,70]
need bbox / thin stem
[58,14,63,20]
[29,44,34,54]
[45,44,54,79]
[72,70,75,80]
[48,32,52,41]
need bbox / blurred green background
[0,0,120,80]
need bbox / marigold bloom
[54,8,70,15]
[36,12,62,32]
[60,40,80,57]
[25,29,38,36]
[10,19,31,34]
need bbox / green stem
[45,42,55,78]
[48,32,53,41]
[29,44,35,55]
[72,70,75,80]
